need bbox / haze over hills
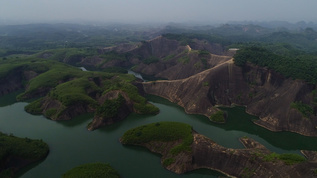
[1,0,317,25]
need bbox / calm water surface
[1,93,317,178]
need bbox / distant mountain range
[1,19,316,31]
[227,20,317,31]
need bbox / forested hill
[234,46,317,84]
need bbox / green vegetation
[121,122,192,144]
[178,55,190,64]
[62,162,120,178]
[0,132,49,177]
[49,77,99,107]
[162,33,229,46]
[98,51,128,68]
[209,110,225,123]
[234,46,317,84]
[45,108,58,118]
[133,102,160,114]
[102,67,127,74]
[198,50,210,56]
[263,153,306,165]
[1,23,317,176]
[313,90,317,102]
[162,34,193,46]
[253,152,306,165]
[200,58,208,69]
[0,133,48,160]
[162,26,317,85]
[143,56,160,64]
[0,55,158,121]
[313,90,317,116]
[194,62,201,69]
[96,94,125,118]
[0,57,48,79]
[163,158,175,167]
[102,75,159,115]
[278,153,307,165]
[290,102,313,118]
[39,48,97,64]
[202,81,209,87]
[0,58,68,100]
[0,24,150,51]
[241,167,255,178]
[25,70,158,119]
[24,98,43,114]
[100,51,126,61]
[13,59,85,101]
[121,122,193,167]
[163,54,176,61]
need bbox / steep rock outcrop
[143,60,317,136]
[143,59,247,117]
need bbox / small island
[121,122,317,177]
[62,162,120,178]
[0,132,49,177]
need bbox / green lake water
[1,93,317,178]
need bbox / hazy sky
[1,0,316,24]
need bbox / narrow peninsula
[121,122,317,177]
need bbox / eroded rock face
[143,60,317,136]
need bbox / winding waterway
[1,92,317,177]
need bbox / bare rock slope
[143,59,317,136]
